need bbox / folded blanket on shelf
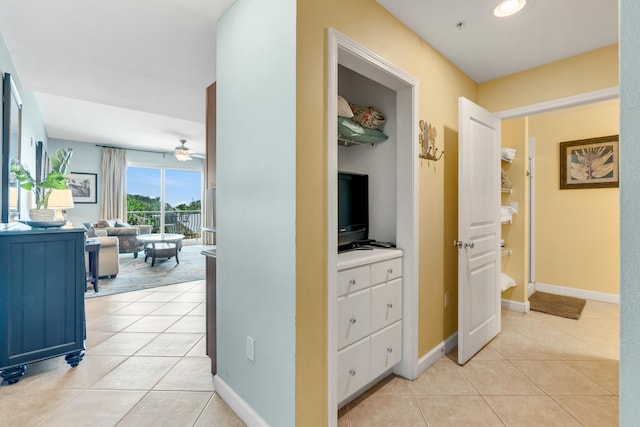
[501,147,516,161]
[500,272,516,292]
[500,205,517,223]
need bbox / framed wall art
[68,172,97,203]
[559,135,619,189]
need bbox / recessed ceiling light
[494,0,527,17]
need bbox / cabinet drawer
[337,289,371,349]
[337,265,370,297]
[371,257,402,285]
[370,278,402,332]
[370,321,402,379]
[337,338,370,403]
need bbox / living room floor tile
[165,316,206,333]
[121,315,182,333]
[194,394,246,427]
[137,291,184,303]
[117,391,212,427]
[113,301,166,315]
[34,390,146,427]
[135,333,204,356]
[87,332,159,356]
[85,314,144,333]
[150,301,200,316]
[185,302,206,316]
[153,357,214,391]
[90,356,180,390]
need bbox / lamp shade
[9,186,18,208]
[48,189,74,209]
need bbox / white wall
[620,0,640,423]
[216,0,296,425]
[337,65,397,243]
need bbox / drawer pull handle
[387,303,393,309]
[349,279,356,285]
[387,347,393,353]
[349,369,356,376]
[350,317,357,324]
[387,268,393,274]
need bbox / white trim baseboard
[417,332,458,375]
[534,282,620,304]
[501,298,530,313]
[213,375,269,427]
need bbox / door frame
[494,86,619,296]
[327,29,419,425]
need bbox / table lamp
[48,189,74,221]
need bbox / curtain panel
[99,148,127,220]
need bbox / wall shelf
[501,248,512,257]
[501,188,512,194]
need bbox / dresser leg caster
[65,350,85,368]
[1,365,27,385]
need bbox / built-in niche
[337,64,397,244]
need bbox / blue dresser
[0,224,86,385]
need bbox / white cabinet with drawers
[336,249,403,404]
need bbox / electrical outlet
[444,292,449,308]
[246,336,255,362]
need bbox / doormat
[529,291,586,320]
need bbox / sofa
[94,219,152,257]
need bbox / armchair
[91,230,119,278]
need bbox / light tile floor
[339,300,619,427]
[0,283,619,427]
[0,280,245,427]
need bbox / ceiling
[377,0,618,83]
[0,0,618,157]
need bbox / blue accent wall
[620,0,640,424]
[216,0,296,425]
[0,32,48,217]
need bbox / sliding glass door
[127,166,202,240]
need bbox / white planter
[29,208,55,222]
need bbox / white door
[457,97,501,365]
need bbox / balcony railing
[127,210,202,240]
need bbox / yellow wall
[295,0,476,422]
[500,118,529,303]
[478,44,618,113]
[529,100,619,295]
[294,2,620,423]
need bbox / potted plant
[10,147,73,221]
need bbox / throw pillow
[96,219,112,228]
[337,95,354,118]
[82,222,97,238]
[115,221,131,228]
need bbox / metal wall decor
[419,120,443,161]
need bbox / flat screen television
[338,171,369,250]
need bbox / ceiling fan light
[174,139,193,161]
[494,0,526,17]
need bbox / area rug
[529,291,587,320]
[86,244,212,298]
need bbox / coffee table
[137,233,185,266]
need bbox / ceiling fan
[174,139,193,161]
